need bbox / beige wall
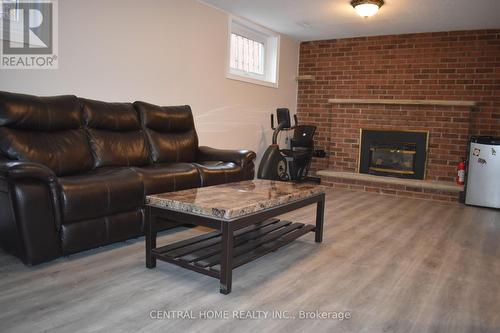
[0,0,300,166]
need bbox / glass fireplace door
[369,143,417,176]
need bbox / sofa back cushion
[82,98,149,168]
[0,91,94,176]
[134,101,198,163]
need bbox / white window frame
[226,15,280,88]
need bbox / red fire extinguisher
[457,160,465,185]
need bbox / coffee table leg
[220,222,233,294]
[145,207,156,268]
[315,194,325,243]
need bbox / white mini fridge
[465,136,500,209]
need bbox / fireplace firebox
[359,129,428,179]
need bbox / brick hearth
[317,170,463,203]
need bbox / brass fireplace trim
[369,167,415,175]
[357,128,430,179]
[369,147,417,155]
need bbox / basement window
[227,16,280,88]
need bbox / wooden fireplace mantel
[327,98,477,107]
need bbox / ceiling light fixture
[351,0,384,18]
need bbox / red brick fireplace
[297,29,500,202]
[326,102,473,182]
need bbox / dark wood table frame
[145,193,325,294]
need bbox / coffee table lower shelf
[151,219,315,278]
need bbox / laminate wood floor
[0,189,499,333]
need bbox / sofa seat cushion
[133,163,201,195]
[195,161,245,187]
[58,168,144,223]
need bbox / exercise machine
[257,108,324,182]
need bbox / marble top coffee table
[144,179,326,294]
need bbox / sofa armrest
[0,159,62,265]
[197,146,256,168]
[0,160,57,182]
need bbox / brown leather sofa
[0,91,256,265]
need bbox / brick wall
[298,30,500,182]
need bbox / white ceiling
[201,0,500,41]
